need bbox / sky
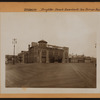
[1,12,99,57]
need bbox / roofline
[38,40,47,43]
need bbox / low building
[5,55,18,64]
[18,51,28,63]
[91,57,96,64]
[69,55,85,63]
[69,54,96,64]
[84,57,91,63]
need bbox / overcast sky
[1,12,99,57]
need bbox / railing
[47,44,64,49]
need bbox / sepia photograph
[1,12,97,89]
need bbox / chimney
[28,44,30,50]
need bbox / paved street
[6,63,96,88]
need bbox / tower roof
[38,40,47,43]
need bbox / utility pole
[95,43,96,48]
[12,38,17,64]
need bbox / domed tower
[38,40,47,48]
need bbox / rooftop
[38,40,47,43]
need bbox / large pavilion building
[18,40,69,63]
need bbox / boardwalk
[6,63,96,88]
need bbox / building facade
[18,40,69,63]
[69,55,85,63]
[69,54,96,64]
[5,55,18,64]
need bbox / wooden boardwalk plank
[6,63,96,88]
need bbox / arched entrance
[42,57,46,63]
